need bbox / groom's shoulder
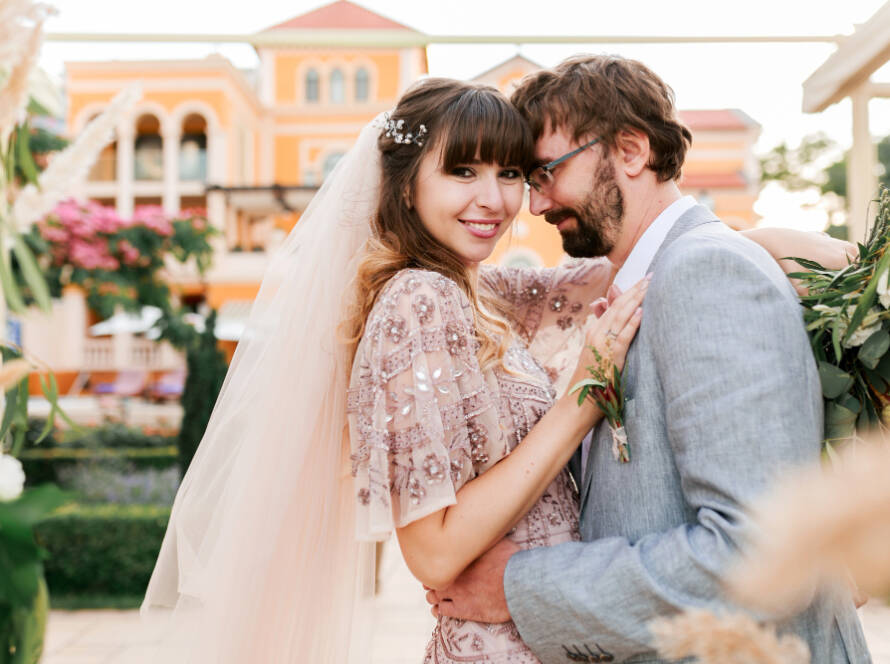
[658,220,778,278]
[652,221,794,302]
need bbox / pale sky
[38,0,890,231]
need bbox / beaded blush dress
[346,260,612,664]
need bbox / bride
[142,77,853,663]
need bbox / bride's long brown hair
[342,78,535,370]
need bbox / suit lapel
[578,204,721,508]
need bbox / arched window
[179,113,207,181]
[355,68,370,102]
[134,113,162,181]
[305,69,319,103]
[322,152,345,181]
[329,69,345,104]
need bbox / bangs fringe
[440,88,534,174]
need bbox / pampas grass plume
[650,609,810,664]
[11,85,142,229]
[0,19,44,138]
[727,435,890,615]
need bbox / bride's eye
[449,166,475,178]
[499,168,522,181]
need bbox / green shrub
[177,311,227,476]
[35,504,171,597]
[19,446,178,486]
[61,422,175,449]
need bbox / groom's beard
[546,160,624,258]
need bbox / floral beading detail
[549,294,567,312]
[382,314,407,344]
[412,294,435,325]
[570,301,583,314]
[522,280,546,302]
[422,454,447,483]
[557,316,573,330]
[444,323,467,356]
[357,488,370,505]
[467,421,489,464]
[407,475,426,505]
[450,457,464,484]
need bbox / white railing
[83,338,115,370]
[82,336,183,370]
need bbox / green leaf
[844,254,890,344]
[14,122,40,187]
[858,328,890,369]
[824,399,858,441]
[818,361,854,399]
[0,231,27,314]
[863,367,888,395]
[11,234,52,312]
[786,256,829,271]
[876,352,890,382]
[831,319,844,363]
[0,382,19,440]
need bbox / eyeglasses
[525,137,600,193]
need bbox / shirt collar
[613,195,697,292]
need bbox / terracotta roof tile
[263,0,417,32]
[680,172,749,189]
[679,109,759,131]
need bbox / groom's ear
[614,129,649,178]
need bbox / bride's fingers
[590,278,648,343]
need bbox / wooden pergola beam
[802,2,890,113]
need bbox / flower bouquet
[570,346,630,463]
[791,187,890,450]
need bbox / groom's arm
[500,234,823,660]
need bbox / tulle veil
[140,116,385,662]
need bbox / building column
[60,285,87,372]
[207,131,226,184]
[116,125,134,219]
[163,128,180,215]
[847,84,878,244]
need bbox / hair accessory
[379,112,427,146]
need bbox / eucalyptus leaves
[792,187,890,447]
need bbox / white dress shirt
[579,195,698,483]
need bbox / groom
[427,55,870,662]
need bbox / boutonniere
[570,346,630,463]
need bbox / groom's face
[528,126,625,258]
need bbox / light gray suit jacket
[504,206,870,663]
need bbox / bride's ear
[403,188,413,209]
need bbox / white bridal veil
[141,118,384,662]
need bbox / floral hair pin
[379,113,427,146]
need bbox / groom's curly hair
[511,54,692,182]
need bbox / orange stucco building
[30,0,762,381]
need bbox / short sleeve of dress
[347,269,502,541]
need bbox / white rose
[0,454,25,502]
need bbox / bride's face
[412,144,524,267]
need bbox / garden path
[41,540,890,663]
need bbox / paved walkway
[42,541,889,663]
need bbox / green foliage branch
[791,187,890,450]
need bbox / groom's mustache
[545,208,580,226]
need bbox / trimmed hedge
[35,504,171,597]
[20,446,178,485]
